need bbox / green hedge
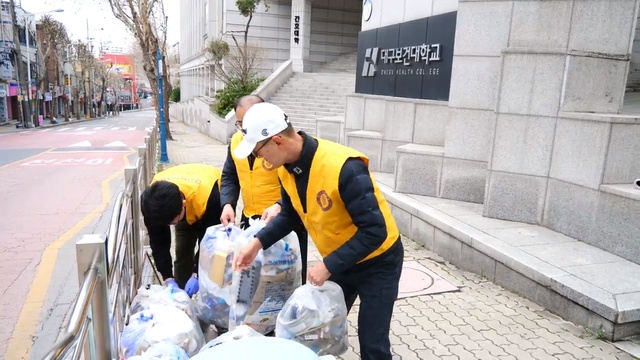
[214,76,264,117]
[170,87,180,102]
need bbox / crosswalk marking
[68,141,92,147]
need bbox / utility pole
[156,48,168,163]
[9,0,29,127]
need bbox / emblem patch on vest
[261,159,275,171]
[316,190,333,211]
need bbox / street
[0,111,155,360]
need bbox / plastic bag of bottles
[229,219,302,334]
[119,304,205,358]
[197,224,243,329]
[275,281,348,356]
[130,284,197,322]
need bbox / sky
[18,0,180,50]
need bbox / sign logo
[316,190,333,211]
[362,47,379,77]
[261,159,275,171]
[261,129,269,136]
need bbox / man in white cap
[232,102,404,360]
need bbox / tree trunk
[64,98,69,121]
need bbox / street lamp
[24,8,64,126]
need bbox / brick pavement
[167,121,632,360]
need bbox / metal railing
[42,126,159,360]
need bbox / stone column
[290,0,312,72]
[483,0,640,228]
[439,1,513,204]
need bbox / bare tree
[94,59,113,117]
[127,40,150,86]
[74,42,96,118]
[206,0,267,115]
[36,15,70,123]
[105,0,173,140]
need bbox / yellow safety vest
[152,164,221,225]
[278,138,399,262]
[230,131,281,217]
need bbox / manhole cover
[398,261,459,299]
[307,260,459,299]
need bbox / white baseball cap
[234,102,291,159]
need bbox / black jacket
[255,132,388,275]
[145,182,222,280]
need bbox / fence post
[76,234,111,360]
[138,146,147,185]
[124,166,141,290]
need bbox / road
[0,111,155,360]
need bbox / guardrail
[42,126,159,360]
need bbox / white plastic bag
[141,343,190,359]
[197,224,243,328]
[197,324,263,354]
[275,282,348,356]
[119,304,205,358]
[229,219,302,334]
[130,284,197,322]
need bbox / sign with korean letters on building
[356,12,457,101]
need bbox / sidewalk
[167,120,633,360]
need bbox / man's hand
[260,203,282,224]
[184,274,199,297]
[233,237,262,271]
[165,278,178,288]
[307,262,331,286]
[221,204,235,226]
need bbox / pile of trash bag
[120,304,205,358]
[119,221,349,358]
[275,282,349,356]
[197,324,263,354]
[130,284,198,322]
[197,224,243,329]
[126,343,189,360]
[229,220,302,334]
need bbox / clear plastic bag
[130,284,197,322]
[229,219,303,334]
[197,224,243,328]
[197,324,264,354]
[275,282,348,356]
[119,304,205,358]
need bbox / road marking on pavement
[68,141,92,147]
[4,152,132,360]
[0,148,55,169]
[105,141,127,147]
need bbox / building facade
[178,0,362,101]
[346,0,638,259]
[0,1,39,122]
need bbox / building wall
[308,0,361,66]
[223,0,292,74]
[626,12,640,89]
[361,0,458,30]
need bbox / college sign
[356,12,457,101]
